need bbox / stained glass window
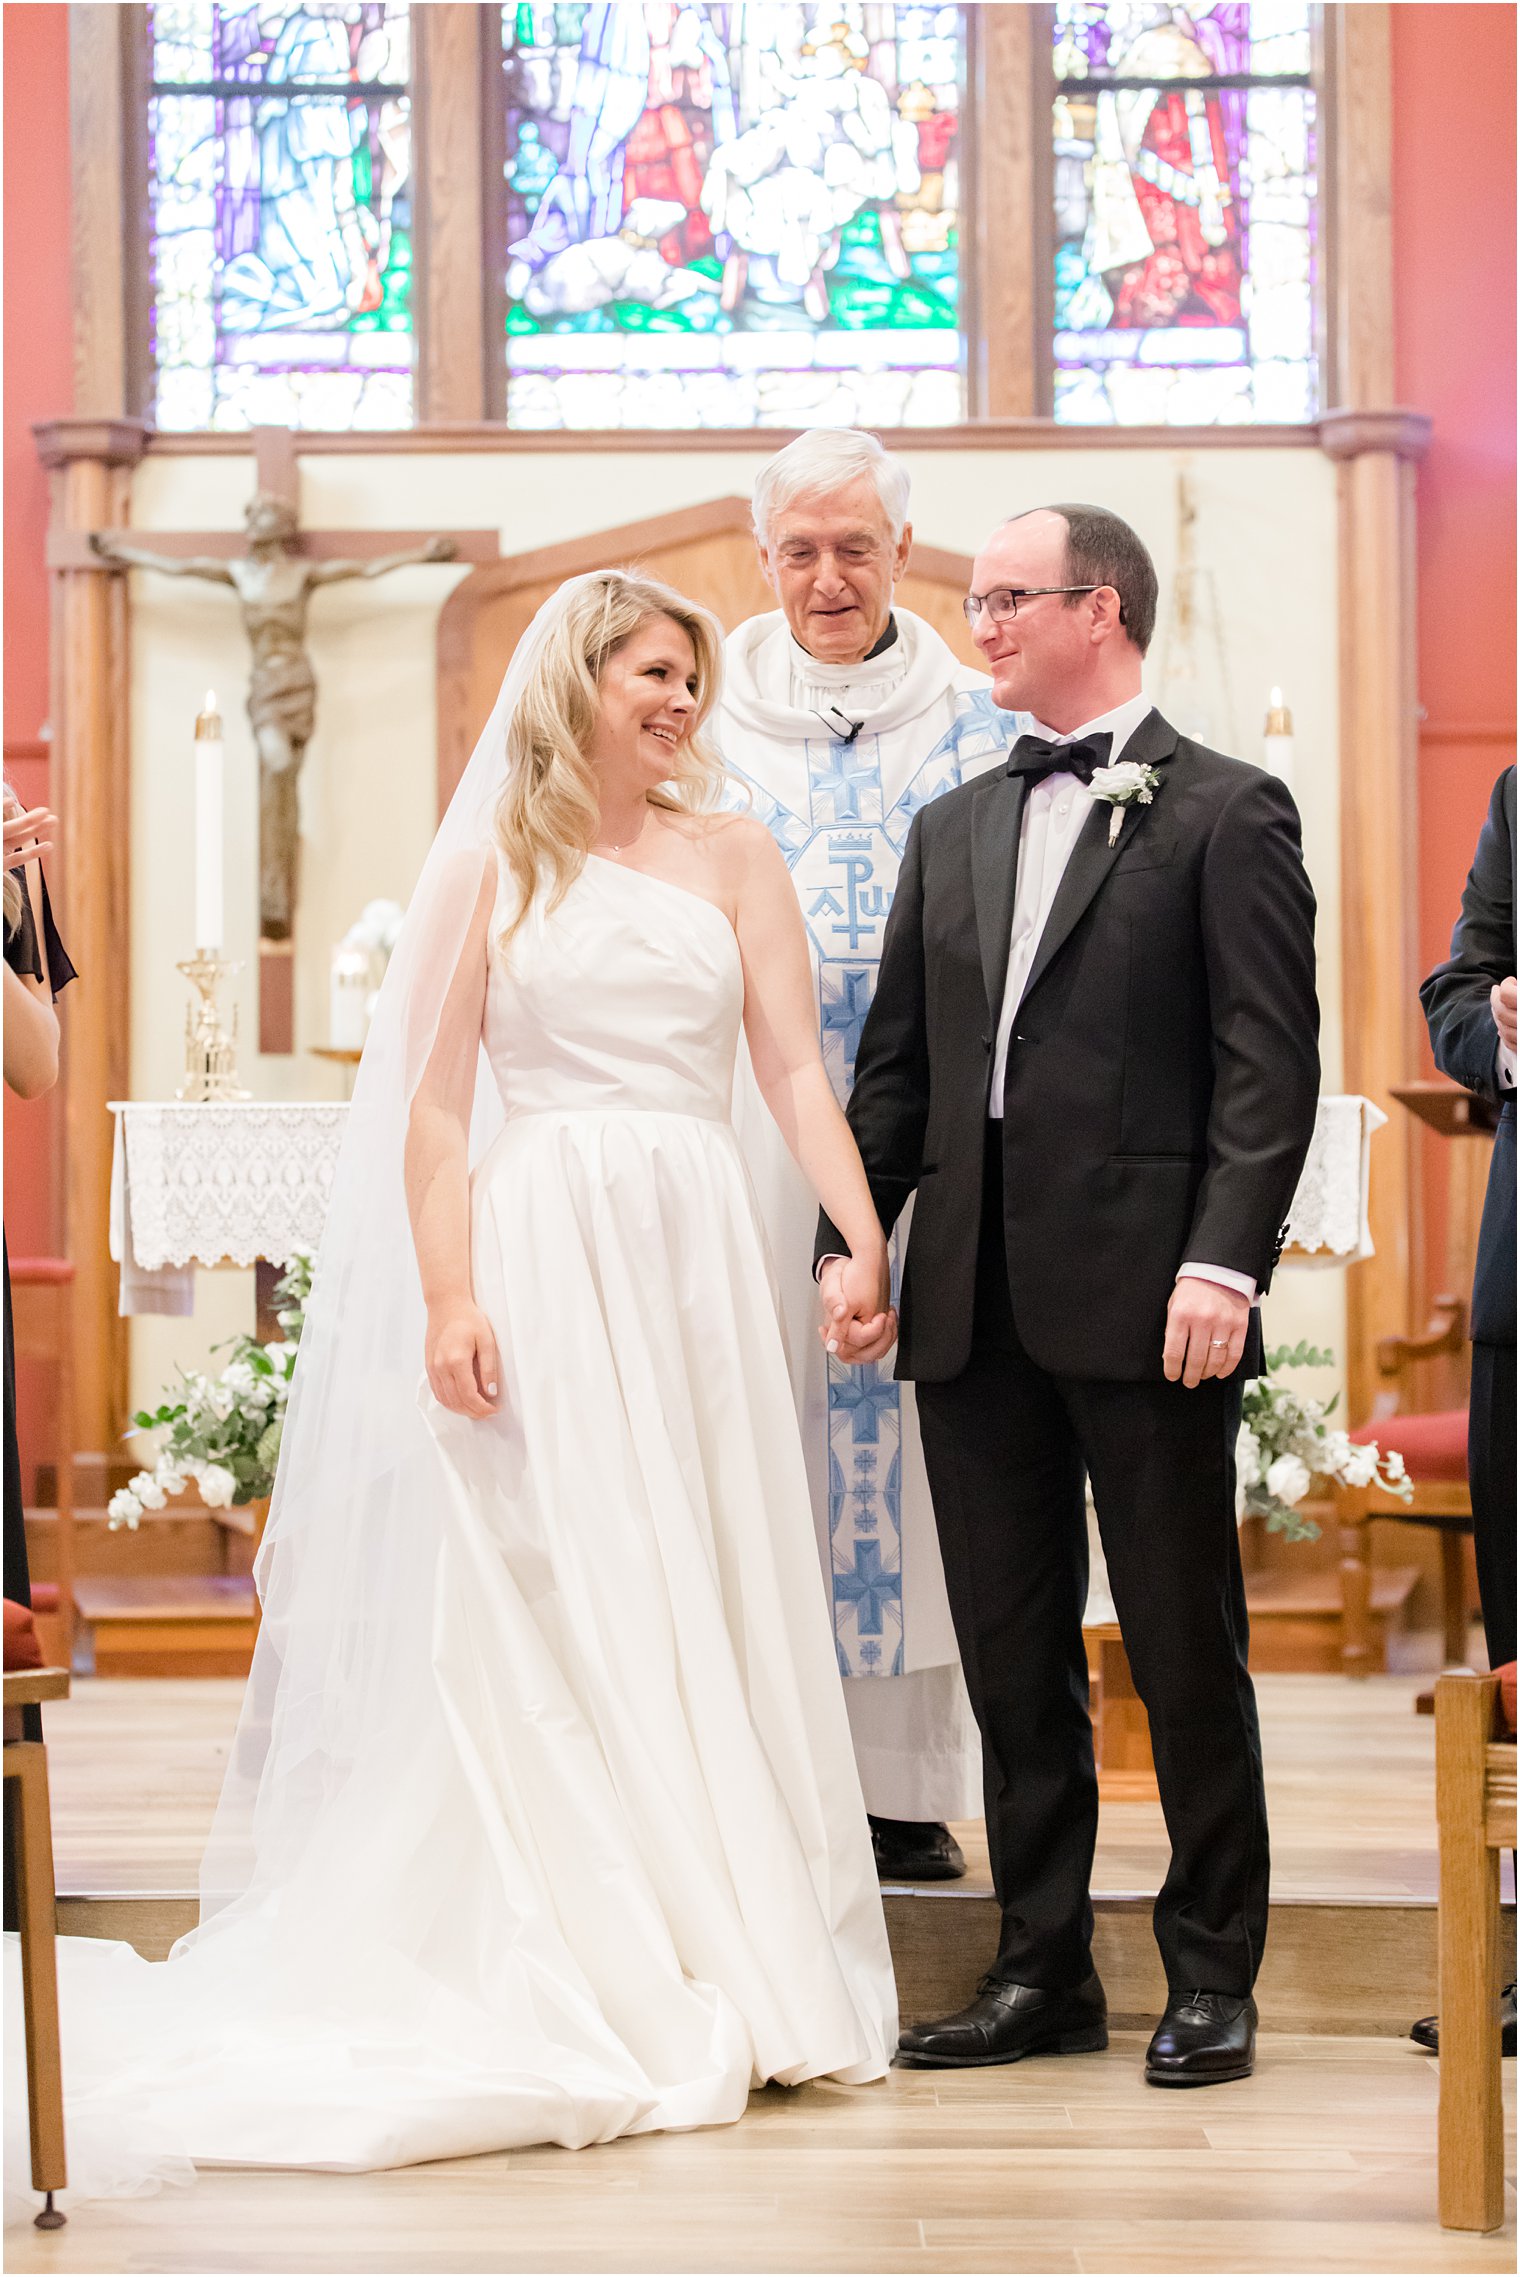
[1051,1,1318,425]
[148,2,413,430]
[499,3,964,430]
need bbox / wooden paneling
[435,497,983,808]
[411,5,489,425]
[33,416,150,1465]
[141,421,1326,457]
[1324,3,1396,413]
[965,2,1044,419]
[68,4,135,418]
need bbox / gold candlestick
[177,950,249,1102]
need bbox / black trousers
[1469,1340,1517,1670]
[913,1135,1270,1997]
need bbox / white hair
[751,430,911,544]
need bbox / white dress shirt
[986,693,1256,1305]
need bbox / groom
[820,504,1319,2086]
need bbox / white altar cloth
[106,1092,1380,1319]
[109,1101,349,1315]
[1280,1093,1387,1263]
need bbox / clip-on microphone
[812,704,865,746]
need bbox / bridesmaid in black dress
[4,814,75,1643]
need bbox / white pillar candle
[330,948,371,1049]
[194,690,224,952]
[1263,686,1295,792]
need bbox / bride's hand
[426,1302,501,1418]
[819,1251,897,1367]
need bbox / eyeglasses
[962,584,1103,626]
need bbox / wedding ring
[1209,1337,1228,1347]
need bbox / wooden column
[1320,2,1433,1427]
[411,4,491,424]
[68,4,140,420]
[1322,411,1431,1430]
[965,1,1044,418]
[32,417,149,1484]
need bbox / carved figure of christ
[79,428,500,1051]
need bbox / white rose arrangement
[107,1251,313,1529]
[1236,1340,1411,1543]
[1089,758,1162,845]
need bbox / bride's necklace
[599,803,650,857]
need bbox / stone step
[54,1886,1513,2039]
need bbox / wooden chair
[1436,1667,1516,2232]
[3,1663,71,2229]
[9,1259,77,1668]
[1337,1295,1474,1676]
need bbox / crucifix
[80,427,500,1052]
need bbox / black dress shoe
[1410,1980,1517,2056]
[1145,1991,1257,2087]
[897,1971,1108,2068]
[868,1816,967,1882]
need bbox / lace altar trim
[111,1102,349,1271]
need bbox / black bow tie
[1006,732,1113,789]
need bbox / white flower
[244,1376,276,1411]
[207,1383,237,1421]
[342,898,406,957]
[263,1341,294,1370]
[1382,1449,1408,1484]
[196,1463,238,1510]
[221,1360,256,1398]
[107,1487,143,1527]
[1337,1440,1381,1489]
[128,1470,167,1511]
[1235,1424,1262,1492]
[157,1467,187,1497]
[1089,759,1156,804]
[1265,1452,1312,1508]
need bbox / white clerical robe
[718,607,1024,1819]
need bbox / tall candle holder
[177,950,249,1102]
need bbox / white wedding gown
[6,856,895,2210]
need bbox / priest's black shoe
[1410,1980,1517,2056]
[1145,1991,1257,2087]
[896,1972,1108,2068]
[868,1815,967,1882]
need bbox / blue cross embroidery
[828,1363,899,1445]
[834,1538,903,1636]
[810,740,881,825]
[820,967,875,1086]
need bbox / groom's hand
[1164,1278,1250,1388]
[819,1256,898,1366]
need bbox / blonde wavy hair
[492,569,726,948]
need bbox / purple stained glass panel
[1051,1,1317,425]
[500,3,965,430]
[148,2,413,430]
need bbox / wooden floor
[9,2036,1514,2274]
[17,1668,1515,2272]
[42,1670,1489,1903]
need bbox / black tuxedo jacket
[818,707,1320,1382]
[1420,766,1516,1349]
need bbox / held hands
[425,1300,501,1418]
[818,1251,898,1367]
[1491,975,1517,1055]
[1163,1277,1250,1388]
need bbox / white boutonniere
[1089,759,1162,846]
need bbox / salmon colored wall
[1391,4,1518,1324]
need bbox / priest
[718,430,1023,1879]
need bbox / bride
[11,569,899,2204]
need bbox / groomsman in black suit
[1420,765,1517,1673]
[1414,767,1516,2057]
[819,505,1319,2086]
